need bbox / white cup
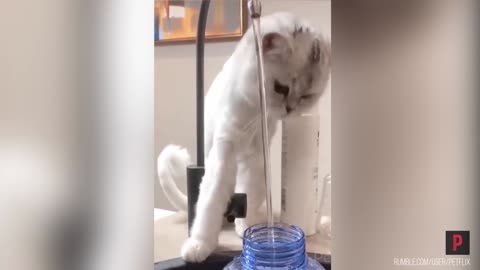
[280,114,320,236]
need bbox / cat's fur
[157,12,331,262]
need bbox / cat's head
[260,18,331,119]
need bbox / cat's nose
[286,106,293,113]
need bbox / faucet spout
[247,0,262,18]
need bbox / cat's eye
[274,80,289,96]
[301,94,315,100]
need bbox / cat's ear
[262,32,291,61]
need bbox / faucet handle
[247,0,262,18]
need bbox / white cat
[157,12,331,262]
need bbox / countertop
[154,209,331,263]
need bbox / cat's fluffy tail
[157,145,192,211]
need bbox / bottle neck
[240,223,307,269]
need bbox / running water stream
[247,0,274,230]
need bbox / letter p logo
[446,231,469,255]
[452,234,462,251]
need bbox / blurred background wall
[332,1,478,269]
[0,0,154,270]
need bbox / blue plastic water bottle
[224,223,325,270]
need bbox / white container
[280,114,320,236]
[317,173,332,238]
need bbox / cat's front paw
[181,237,215,263]
[234,218,249,238]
